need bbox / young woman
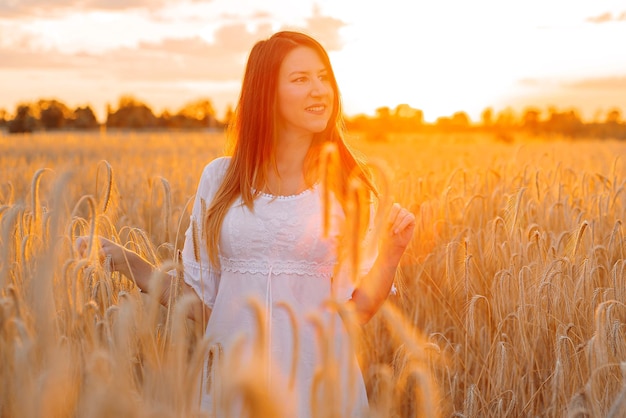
[81,31,415,417]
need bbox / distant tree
[107,96,157,129]
[0,108,7,128]
[481,107,493,128]
[494,107,517,129]
[435,112,470,131]
[345,113,371,133]
[393,104,423,131]
[592,108,605,123]
[606,108,622,124]
[375,106,391,121]
[360,106,390,140]
[223,104,235,127]
[544,108,583,138]
[38,99,72,130]
[451,111,470,128]
[8,104,39,133]
[157,110,173,128]
[435,116,452,129]
[521,107,542,136]
[177,99,218,128]
[599,108,626,139]
[71,106,99,130]
[158,111,198,129]
[41,106,65,129]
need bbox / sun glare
[3,1,626,417]
[324,0,626,120]
[0,0,625,123]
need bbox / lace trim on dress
[220,256,335,276]
[253,183,319,200]
[182,260,220,308]
[183,259,216,275]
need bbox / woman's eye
[293,77,307,83]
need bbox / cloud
[0,6,349,115]
[0,0,71,17]
[567,76,626,90]
[0,40,238,82]
[85,0,167,10]
[587,12,613,23]
[299,6,347,51]
[517,78,558,88]
[0,0,194,16]
[0,22,274,83]
[518,76,626,91]
[0,48,74,69]
[586,11,626,24]
[212,22,274,51]
[0,4,348,77]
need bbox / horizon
[3,94,623,127]
[1,0,625,123]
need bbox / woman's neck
[275,131,313,171]
[267,133,314,196]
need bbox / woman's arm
[349,203,415,324]
[76,236,211,325]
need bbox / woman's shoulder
[197,156,231,191]
[201,156,231,178]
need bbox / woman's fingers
[387,203,401,230]
[382,203,416,255]
[98,242,107,264]
[75,236,87,257]
[75,235,133,277]
[393,211,415,235]
[75,235,98,258]
[75,236,112,266]
[387,203,415,234]
[98,237,119,268]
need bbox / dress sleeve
[181,157,230,308]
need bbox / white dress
[182,157,374,417]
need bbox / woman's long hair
[205,31,377,267]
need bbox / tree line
[0,96,224,134]
[349,104,626,141]
[1,97,625,140]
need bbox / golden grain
[3,132,626,416]
[95,160,112,214]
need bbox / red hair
[205,31,376,267]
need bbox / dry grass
[1,130,626,417]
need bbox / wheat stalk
[95,160,113,213]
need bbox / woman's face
[276,46,334,140]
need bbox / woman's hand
[349,202,415,324]
[383,202,416,257]
[75,235,210,323]
[77,236,124,273]
[75,236,151,287]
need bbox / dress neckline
[255,183,319,200]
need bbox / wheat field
[1,130,626,417]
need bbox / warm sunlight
[0,0,625,122]
[331,0,626,121]
[3,2,626,417]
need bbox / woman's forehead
[280,46,327,74]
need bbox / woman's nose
[311,78,329,96]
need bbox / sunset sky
[1,0,625,123]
